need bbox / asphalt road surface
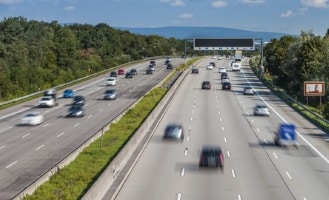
[107,58,329,200]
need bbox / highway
[0,58,185,199]
[106,58,329,200]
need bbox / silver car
[243,86,255,95]
[103,89,117,100]
[163,123,184,141]
[254,104,270,116]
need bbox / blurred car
[210,62,215,67]
[130,68,137,75]
[219,67,226,73]
[20,112,44,126]
[103,89,117,100]
[221,78,230,84]
[106,77,116,86]
[150,60,156,66]
[39,96,55,107]
[66,104,85,117]
[221,72,228,79]
[166,63,173,69]
[254,103,270,116]
[148,65,155,71]
[110,71,117,77]
[202,81,211,89]
[212,56,217,59]
[165,58,171,65]
[146,68,153,74]
[163,123,184,141]
[125,72,133,78]
[191,68,199,74]
[199,146,224,169]
[206,64,214,70]
[72,95,85,105]
[222,82,231,90]
[243,86,255,95]
[63,89,74,98]
[118,69,125,75]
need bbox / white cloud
[160,0,185,7]
[240,0,265,4]
[178,13,193,19]
[212,1,227,8]
[280,10,293,17]
[0,0,23,4]
[301,0,328,8]
[64,5,75,11]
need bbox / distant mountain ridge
[115,26,294,42]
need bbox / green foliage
[0,18,184,101]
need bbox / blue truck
[274,123,299,148]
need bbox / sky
[0,0,328,36]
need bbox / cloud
[178,13,193,19]
[160,0,185,7]
[64,5,75,11]
[0,0,23,4]
[239,0,265,4]
[301,0,328,8]
[212,1,227,8]
[280,10,293,17]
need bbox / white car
[206,65,214,70]
[20,112,44,126]
[254,104,270,116]
[39,96,55,107]
[219,67,226,73]
[106,77,116,86]
[243,86,255,95]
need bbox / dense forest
[0,17,192,101]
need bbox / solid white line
[273,152,278,159]
[256,128,260,133]
[21,133,30,139]
[237,194,242,200]
[35,144,45,151]
[285,171,292,179]
[177,193,182,200]
[232,169,236,178]
[57,132,64,138]
[74,123,80,127]
[0,145,6,150]
[6,161,18,168]
[180,168,185,176]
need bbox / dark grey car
[163,123,184,141]
[67,104,85,117]
[199,146,224,169]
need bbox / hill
[115,26,294,42]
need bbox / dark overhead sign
[194,38,254,50]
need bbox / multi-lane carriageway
[103,58,329,200]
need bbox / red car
[118,69,125,75]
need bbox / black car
[166,63,173,69]
[163,123,184,141]
[191,68,199,74]
[199,146,224,169]
[72,95,85,105]
[146,68,153,74]
[103,89,117,100]
[125,72,133,78]
[66,104,85,117]
[130,69,137,75]
[222,82,231,90]
[221,72,228,79]
[110,71,117,77]
[202,81,211,89]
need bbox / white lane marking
[237,194,242,200]
[0,145,6,150]
[190,117,193,121]
[224,137,227,143]
[21,133,30,139]
[191,110,194,114]
[35,144,45,151]
[273,152,278,159]
[251,119,254,123]
[6,161,18,168]
[88,115,92,119]
[258,95,329,164]
[227,151,231,158]
[74,123,80,127]
[256,128,260,133]
[263,139,268,144]
[180,168,185,176]
[303,197,307,200]
[99,108,103,112]
[221,126,225,131]
[232,169,236,178]
[42,123,50,128]
[184,148,188,156]
[218,111,221,115]
[188,126,191,131]
[177,193,182,200]
[220,118,222,122]
[285,171,292,179]
[187,136,190,142]
[57,132,65,138]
